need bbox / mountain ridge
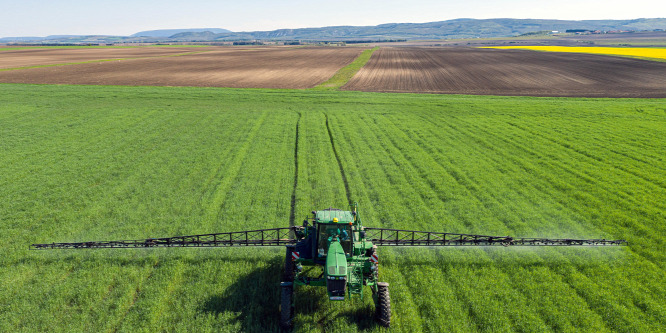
[1,18,664,43]
[131,28,232,37]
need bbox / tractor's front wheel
[375,282,390,327]
[280,282,294,330]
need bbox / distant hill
[130,28,232,37]
[2,19,665,44]
[169,31,220,39]
[195,18,666,41]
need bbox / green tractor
[31,203,626,329]
[281,206,390,328]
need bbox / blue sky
[1,0,663,37]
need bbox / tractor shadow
[293,283,378,331]
[200,257,381,331]
[200,257,284,331]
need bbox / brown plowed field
[0,47,363,89]
[0,46,205,69]
[342,47,666,97]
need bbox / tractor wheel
[280,283,294,330]
[375,282,390,327]
[284,245,295,282]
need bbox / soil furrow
[343,47,666,98]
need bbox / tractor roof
[316,208,354,223]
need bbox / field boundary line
[312,47,379,90]
[325,114,352,204]
[0,50,212,72]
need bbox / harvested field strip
[314,47,378,90]
[343,47,666,97]
[485,45,666,61]
[0,45,212,51]
[0,48,364,88]
[0,50,211,72]
[0,46,213,69]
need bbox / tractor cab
[314,208,354,257]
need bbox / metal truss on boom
[31,226,626,250]
[364,228,627,247]
[30,227,303,249]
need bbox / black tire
[365,245,377,257]
[284,245,295,282]
[280,284,294,330]
[375,282,390,327]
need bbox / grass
[484,45,666,61]
[1,84,665,332]
[313,47,379,90]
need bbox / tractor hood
[325,240,347,300]
[325,241,347,277]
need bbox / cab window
[317,224,352,256]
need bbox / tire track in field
[110,260,160,333]
[331,113,452,329]
[204,112,269,225]
[457,115,666,228]
[322,113,385,225]
[390,111,596,236]
[324,113,352,205]
[362,113,563,329]
[357,114,453,228]
[368,111,512,233]
[407,111,600,235]
[430,112,625,223]
[288,112,301,227]
[543,250,665,331]
[505,121,666,191]
[504,251,613,331]
[332,112,419,227]
[431,113,665,267]
[197,117,257,209]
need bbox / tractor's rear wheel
[284,245,295,282]
[280,283,294,330]
[375,282,390,327]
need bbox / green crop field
[1,84,665,332]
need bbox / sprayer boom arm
[365,228,626,246]
[31,226,627,250]
[30,227,302,249]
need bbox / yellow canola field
[484,46,666,61]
